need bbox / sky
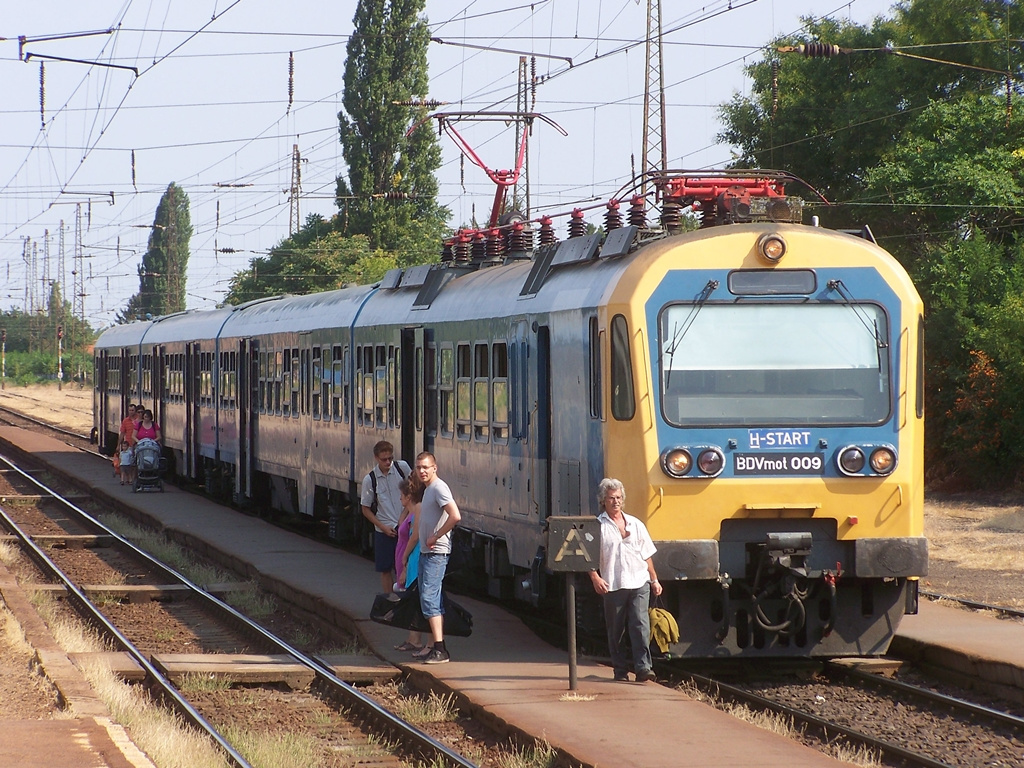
[0,0,898,329]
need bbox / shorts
[417,552,449,619]
[374,530,398,573]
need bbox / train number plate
[733,452,825,475]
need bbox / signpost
[545,515,600,690]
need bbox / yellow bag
[649,606,679,654]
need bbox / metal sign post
[546,516,600,691]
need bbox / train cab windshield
[659,302,890,426]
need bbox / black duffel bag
[370,583,473,637]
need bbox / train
[94,169,926,658]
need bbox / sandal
[394,641,423,652]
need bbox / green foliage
[1,297,94,359]
[117,182,193,322]
[1,349,93,387]
[716,0,1024,488]
[224,231,395,304]
[336,0,448,252]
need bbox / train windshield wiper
[664,279,719,388]
[827,279,888,370]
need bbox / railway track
[670,659,1024,768]
[0,451,479,768]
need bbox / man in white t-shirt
[411,451,461,664]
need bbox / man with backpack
[360,440,412,592]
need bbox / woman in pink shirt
[133,409,162,444]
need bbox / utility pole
[73,204,85,327]
[512,57,533,219]
[288,144,302,235]
[640,0,667,200]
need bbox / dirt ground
[3,382,1021,608]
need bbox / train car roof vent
[599,225,638,259]
[399,264,433,289]
[380,268,404,290]
[520,242,559,297]
[413,265,474,309]
[520,233,602,296]
[551,232,601,268]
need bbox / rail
[0,452,480,768]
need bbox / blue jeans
[418,552,449,619]
[603,583,652,677]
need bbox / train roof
[218,284,374,337]
[93,319,154,350]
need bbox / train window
[416,346,424,432]
[274,350,283,415]
[281,353,291,417]
[291,351,300,418]
[374,344,387,427]
[342,346,350,422]
[330,346,342,422]
[728,269,816,295]
[456,343,471,440]
[610,315,636,420]
[492,342,509,443]
[312,347,321,419]
[389,345,399,429]
[657,302,891,426]
[589,317,602,419]
[439,345,454,438]
[474,343,489,442]
[425,344,438,437]
[142,354,152,398]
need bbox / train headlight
[870,447,897,475]
[661,448,692,478]
[756,232,787,263]
[837,446,866,475]
[697,448,725,477]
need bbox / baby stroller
[133,438,166,493]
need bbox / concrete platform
[5,425,1024,766]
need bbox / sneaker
[412,645,433,660]
[613,671,629,682]
[635,669,657,683]
[422,647,450,664]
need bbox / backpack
[368,462,405,515]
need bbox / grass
[391,689,459,724]
[494,738,560,768]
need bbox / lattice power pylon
[641,0,667,199]
[288,144,302,235]
[73,204,85,325]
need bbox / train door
[95,350,109,449]
[120,348,131,417]
[299,335,313,515]
[422,328,436,455]
[184,342,198,478]
[237,338,256,502]
[400,327,424,464]
[153,347,165,430]
[534,323,552,520]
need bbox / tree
[714,0,1024,488]
[224,228,394,304]
[117,182,192,322]
[336,0,448,260]
[716,1,1023,235]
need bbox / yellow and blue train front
[603,225,926,657]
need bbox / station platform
[3,425,1024,767]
